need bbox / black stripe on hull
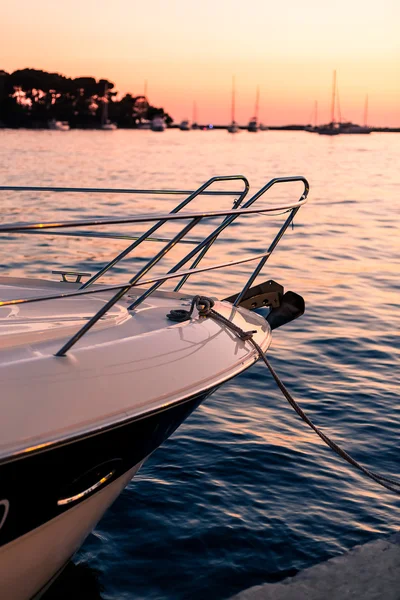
[0,386,216,548]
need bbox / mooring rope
[187,295,400,496]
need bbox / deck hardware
[225,280,284,310]
[166,309,191,322]
[52,270,92,284]
[266,291,305,330]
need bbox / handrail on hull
[0,175,309,355]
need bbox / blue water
[1,129,399,599]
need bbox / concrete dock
[230,533,400,600]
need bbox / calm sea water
[1,129,399,599]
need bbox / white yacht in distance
[101,84,117,130]
[101,121,117,131]
[0,174,308,600]
[48,119,70,131]
[151,116,166,131]
[227,76,239,133]
[136,120,151,130]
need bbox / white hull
[0,278,270,457]
[101,123,117,131]
[0,462,142,600]
[48,121,70,131]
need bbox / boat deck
[0,276,202,356]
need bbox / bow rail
[0,175,309,355]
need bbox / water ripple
[1,130,399,600]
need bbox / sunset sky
[2,0,399,126]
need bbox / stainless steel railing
[0,175,309,355]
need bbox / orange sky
[1,0,399,126]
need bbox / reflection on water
[1,130,399,599]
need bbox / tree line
[0,68,173,128]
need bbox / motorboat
[48,119,70,131]
[179,119,190,131]
[0,174,309,599]
[136,120,152,130]
[336,122,371,134]
[315,122,340,136]
[314,122,370,135]
[259,123,268,131]
[101,121,117,131]
[151,116,166,132]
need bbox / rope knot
[193,295,215,317]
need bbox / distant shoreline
[1,69,398,133]
[1,123,399,132]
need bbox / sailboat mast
[255,86,260,120]
[364,94,368,126]
[102,83,108,125]
[231,76,235,123]
[314,100,318,126]
[193,101,197,123]
[330,70,336,123]
[336,82,342,123]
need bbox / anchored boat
[0,175,308,599]
[228,76,240,133]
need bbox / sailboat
[316,71,340,135]
[247,86,259,132]
[316,72,371,135]
[227,76,239,133]
[101,84,117,130]
[305,101,319,132]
